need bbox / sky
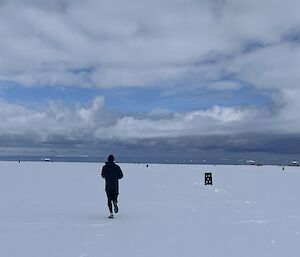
[0,0,300,162]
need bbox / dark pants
[106,190,118,213]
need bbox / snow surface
[0,161,299,257]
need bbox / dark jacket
[101,161,123,192]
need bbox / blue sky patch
[1,83,273,113]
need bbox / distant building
[246,160,255,165]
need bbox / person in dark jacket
[101,154,123,218]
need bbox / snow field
[0,161,299,257]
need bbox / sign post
[205,172,213,185]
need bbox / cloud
[1,0,300,157]
[0,0,299,88]
[0,96,105,143]
[0,96,266,148]
[209,81,241,91]
[0,95,299,159]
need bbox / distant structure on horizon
[245,159,263,166]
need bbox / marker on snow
[205,172,213,185]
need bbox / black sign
[205,172,212,185]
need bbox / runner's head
[108,154,115,162]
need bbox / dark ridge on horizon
[0,155,299,166]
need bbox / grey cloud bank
[0,96,296,161]
[1,0,299,88]
[0,0,300,159]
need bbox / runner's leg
[106,191,113,213]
